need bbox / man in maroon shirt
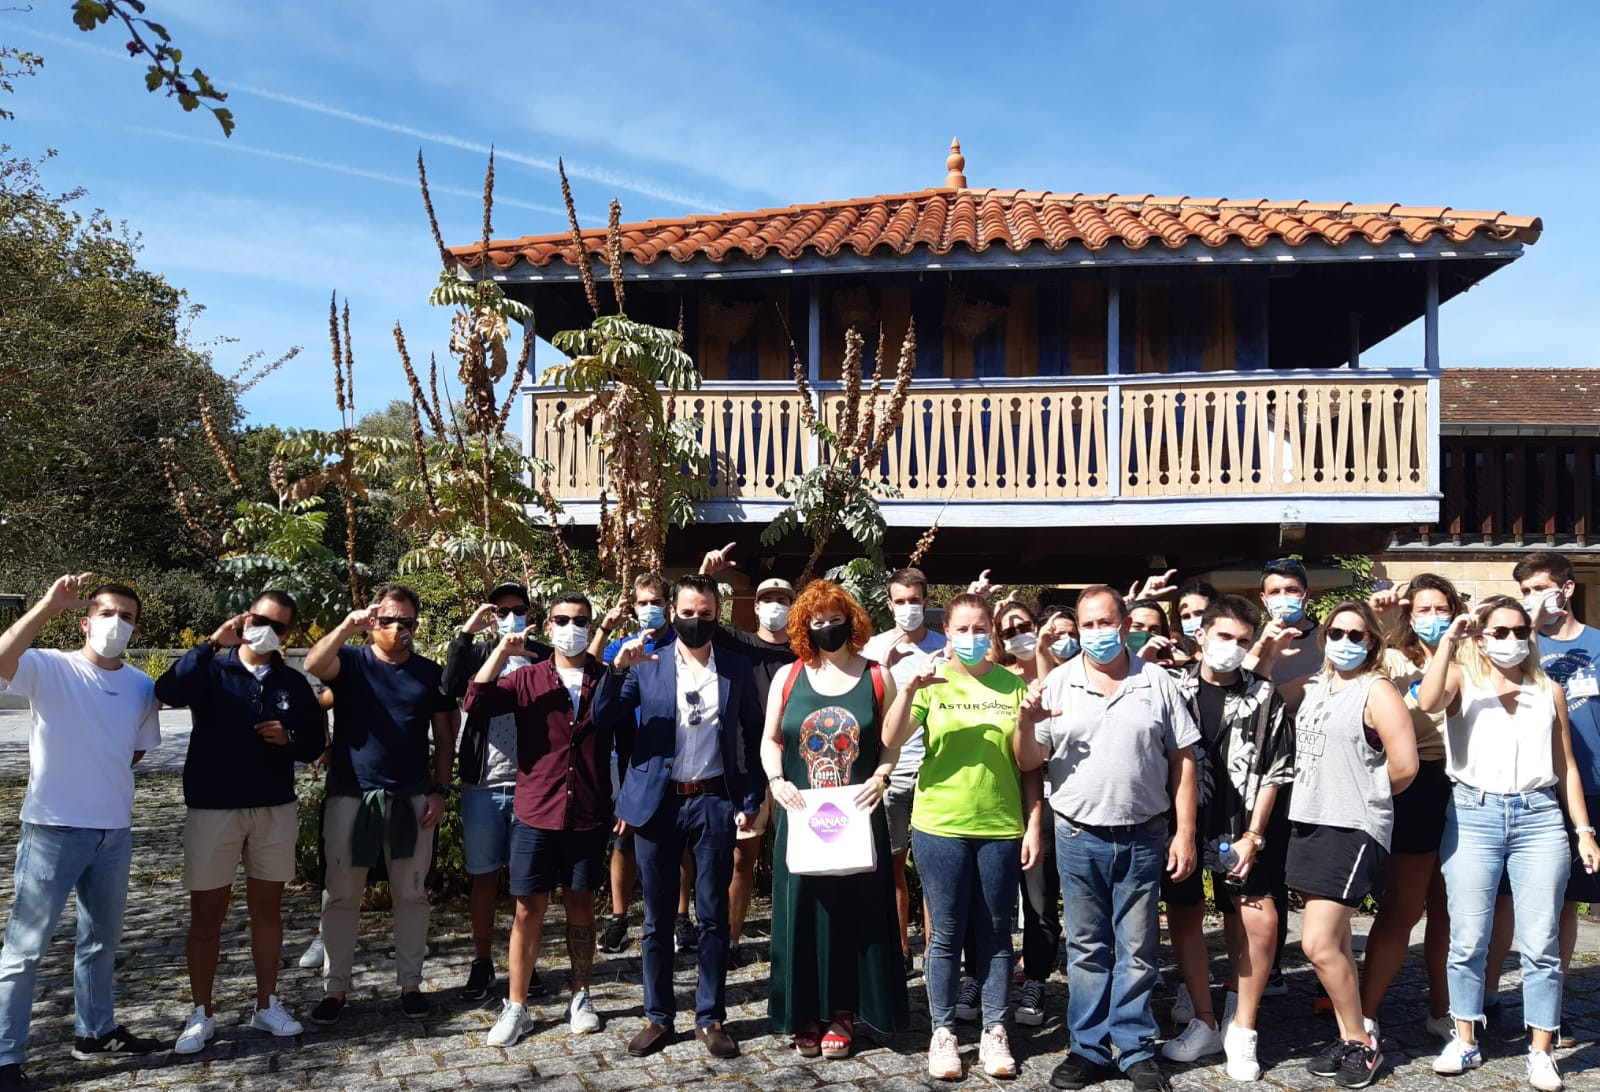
[464,592,612,1045]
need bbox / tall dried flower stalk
[560,159,601,319]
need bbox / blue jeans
[0,824,133,1065]
[460,784,516,874]
[1440,784,1568,1031]
[635,791,735,1029]
[912,829,1020,1029]
[1057,815,1165,1070]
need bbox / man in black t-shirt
[303,584,458,1025]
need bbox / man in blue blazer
[594,574,764,1059]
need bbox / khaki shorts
[183,804,298,891]
[737,789,773,842]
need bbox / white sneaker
[979,1025,1016,1078]
[1162,1017,1224,1062]
[174,1006,214,1055]
[1223,1021,1261,1082]
[568,989,602,1034]
[928,1026,962,1080]
[487,999,534,1046]
[249,995,303,1037]
[1432,1034,1483,1075]
[1171,982,1196,1025]
[1527,1048,1564,1092]
[1425,1014,1455,1042]
[298,935,325,970]
[953,977,981,1022]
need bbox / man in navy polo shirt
[303,584,458,1024]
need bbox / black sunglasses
[550,614,591,627]
[1484,625,1532,640]
[249,614,290,637]
[492,605,528,619]
[375,616,419,631]
[1000,620,1036,639]
[685,690,703,726]
[1325,627,1368,643]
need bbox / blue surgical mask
[635,604,665,631]
[1050,635,1079,660]
[1325,638,1368,671]
[496,611,526,637]
[1411,614,1451,646]
[952,633,991,665]
[1082,628,1125,665]
[1265,594,1305,624]
[1181,616,1202,639]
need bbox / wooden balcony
[526,370,1440,529]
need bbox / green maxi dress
[768,665,910,1033]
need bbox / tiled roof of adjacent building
[453,137,1543,273]
[1442,368,1600,427]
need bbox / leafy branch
[71,0,233,136]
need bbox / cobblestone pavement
[0,770,1595,1090]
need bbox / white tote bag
[785,784,878,877]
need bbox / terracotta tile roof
[453,189,1543,272]
[1442,368,1600,426]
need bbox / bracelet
[767,774,784,784]
[1576,825,1597,835]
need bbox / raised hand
[1369,588,1409,616]
[1129,569,1180,601]
[498,632,529,656]
[699,542,739,576]
[611,637,658,672]
[43,572,96,615]
[968,569,1007,601]
[1255,617,1303,660]
[602,594,631,632]
[1135,633,1176,662]
[1444,614,1479,643]
[210,612,250,648]
[462,602,500,634]
[342,606,378,633]
[904,658,947,694]
[1017,679,1062,727]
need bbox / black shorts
[509,821,608,896]
[1566,794,1600,903]
[1286,823,1387,907]
[1390,758,1450,855]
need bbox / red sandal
[821,1012,854,1059]
[794,1023,822,1057]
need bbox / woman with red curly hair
[761,580,909,1059]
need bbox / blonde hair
[1457,594,1549,690]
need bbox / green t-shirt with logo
[909,664,1026,839]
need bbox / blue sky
[5,1,1597,431]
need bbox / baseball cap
[756,578,795,598]
[487,581,529,604]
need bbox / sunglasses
[492,605,527,619]
[1000,620,1036,639]
[1325,627,1368,643]
[1484,625,1532,640]
[685,691,703,726]
[375,616,419,631]
[249,614,290,637]
[551,615,591,627]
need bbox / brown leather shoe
[695,1023,739,1058]
[627,1021,674,1056]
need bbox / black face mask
[673,615,717,650]
[810,619,851,654]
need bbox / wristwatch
[1243,830,1267,849]
[429,783,453,798]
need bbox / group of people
[0,547,1597,1092]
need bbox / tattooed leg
[567,922,596,990]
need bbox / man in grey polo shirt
[1016,584,1198,1092]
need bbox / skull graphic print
[799,706,861,788]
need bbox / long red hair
[788,580,874,665]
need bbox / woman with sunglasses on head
[762,581,908,1062]
[884,593,1035,1080]
[1261,600,1416,1089]
[1356,574,1466,1044]
[993,601,1058,1029]
[1418,596,1600,1091]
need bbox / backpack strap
[869,661,886,714]
[778,660,804,722]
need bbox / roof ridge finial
[945,138,967,189]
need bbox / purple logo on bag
[809,802,851,842]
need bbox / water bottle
[1217,840,1243,886]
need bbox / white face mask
[1484,637,1530,668]
[1004,632,1038,658]
[756,601,791,632]
[892,603,925,632]
[242,624,281,656]
[550,624,589,657]
[1202,639,1248,674]
[86,615,134,659]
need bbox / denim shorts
[460,784,516,874]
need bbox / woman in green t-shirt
[884,593,1039,1081]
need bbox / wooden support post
[1424,263,1440,371]
[1578,442,1594,547]
[1349,311,1360,368]
[1106,274,1122,498]
[1544,440,1559,545]
[807,282,822,471]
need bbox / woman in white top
[1418,595,1599,1091]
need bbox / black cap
[487,581,529,604]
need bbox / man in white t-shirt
[0,573,166,1087]
[860,566,946,977]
